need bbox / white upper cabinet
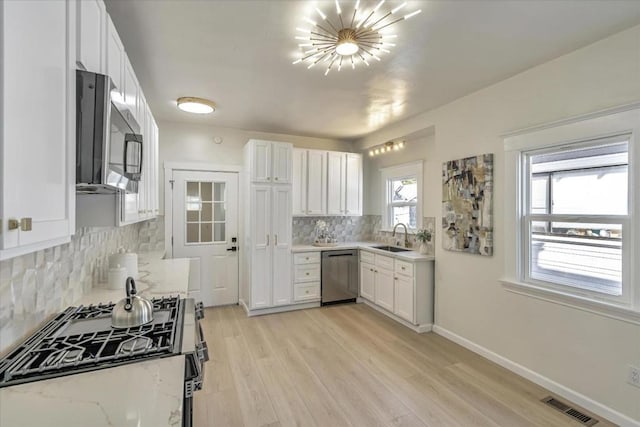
[326,152,362,216]
[106,16,124,99]
[247,140,292,184]
[327,152,346,215]
[292,149,307,216]
[76,0,106,73]
[345,153,362,216]
[123,56,139,125]
[307,150,327,215]
[1,0,76,260]
[292,149,327,216]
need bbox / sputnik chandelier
[293,1,421,75]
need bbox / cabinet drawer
[395,259,414,277]
[294,252,321,265]
[294,282,320,301]
[294,264,320,282]
[360,250,375,264]
[375,254,394,271]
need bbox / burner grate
[0,296,183,387]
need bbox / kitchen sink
[372,245,411,253]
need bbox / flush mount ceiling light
[176,97,216,114]
[369,140,404,156]
[293,1,421,75]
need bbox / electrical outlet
[628,365,640,388]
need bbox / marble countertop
[0,251,192,427]
[0,355,186,427]
[292,242,435,262]
[75,250,191,306]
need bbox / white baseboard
[243,301,321,317]
[361,300,432,333]
[432,325,640,427]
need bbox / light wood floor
[193,303,613,427]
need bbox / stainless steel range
[0,296,208,427]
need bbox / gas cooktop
[0,296,184,387]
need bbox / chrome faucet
[392,223,409,248]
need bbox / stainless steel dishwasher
[321,250,359,305]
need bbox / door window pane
[185,180,226,244]
[214,223,225,242]
[186,223,199,243]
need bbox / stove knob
[195,301,205,320]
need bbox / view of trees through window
[390,177,418,228]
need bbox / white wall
[356,25,640,423]
[158,120,353,212]
[363,131,435,216]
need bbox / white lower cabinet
[374,264,395,312]
[292,251,320,303]
[359,250,434,331]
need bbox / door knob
[226,247,237,252]
[20,218,32,231]
[7,219,19,230]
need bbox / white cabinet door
[360,262,376,301]
[250,185,272,308]
[106,16,124,99]
[345,153,362,216]
[272,142,292,184]
[251,140,271,183]
[394,274,414,323]
[152,120,160,214]
[123,57,139,125]
[307,150,327,215]
[271,186,292,306]
[76,0,105,73]
[327,152,345,215]
[138,96,148,218]
[375,268,394,312]
[1,0,75,258]
[292,149,307,216]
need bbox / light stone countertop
[0,251,192,427]
[292,242,436,262]
[0,355,185,427]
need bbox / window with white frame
[503,106,639,320]
[381,162,423,230]
[522,136,629,297]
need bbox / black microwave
[76,70,143,193]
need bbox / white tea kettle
[111,277,154,328]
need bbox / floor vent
[541,396,599,426]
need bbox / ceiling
[105,0,640,140]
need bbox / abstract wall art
[442,153,494,256]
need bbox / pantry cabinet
[76,0,106,74]
[359,250,434,332]
[243,141,293,311]
[0,0,76,260]
[248,140,292,184]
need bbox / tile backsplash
[0,221,154,354]
[292,214,435,254]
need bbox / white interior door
[171,170,239,307]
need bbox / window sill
[500,279,640,325]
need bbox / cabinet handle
[275,234,278,245]
[305,257,310,260]
[266,235,269,245]
[305,272,310,276]
[20,218,32,232]
[369,268,373,272]
[401,266,406,270]
[274,177,278,181]
[394,277,398,280]
[7,219,19,231]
